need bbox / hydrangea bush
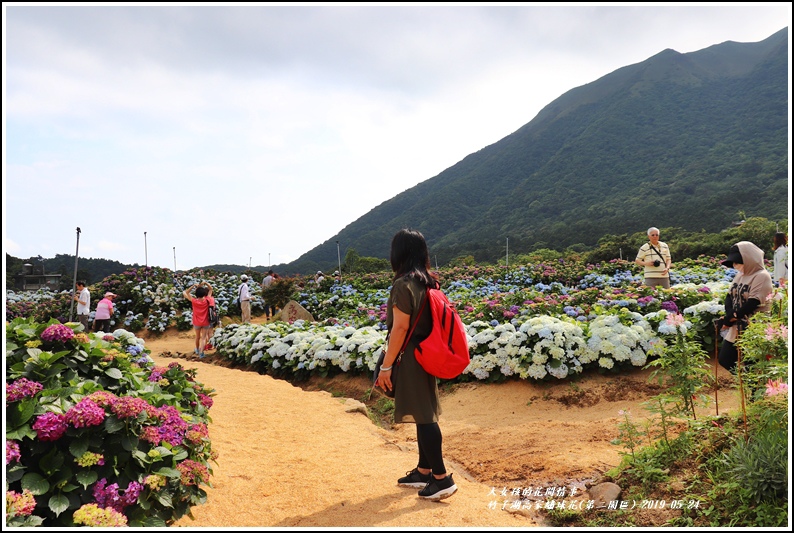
[5,318,217,527]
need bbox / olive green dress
[386,276,439,424]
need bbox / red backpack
[409,283,471,379]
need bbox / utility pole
[336,241,341,279]
[68,227,81,322]
[144,231,148,281]
[173,247,177,272]
[506,238,509,267]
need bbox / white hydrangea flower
[598,357,614,369]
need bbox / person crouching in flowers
[717,241,773,371]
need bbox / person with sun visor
[717,241,774,371]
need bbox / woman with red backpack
[375,228,458,502]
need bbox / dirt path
[142,324,741,527]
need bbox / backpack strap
[398,290,429,356]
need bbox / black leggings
[718,339,738,372]
[416,423,446,476]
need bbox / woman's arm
[183,284,196,301]
[375,305,410,393]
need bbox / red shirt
[192,296,214,327]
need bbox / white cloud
[4,4,790,269]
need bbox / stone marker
[278,300,315,324]
[587,482,622,508]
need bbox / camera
[653,260,661,267]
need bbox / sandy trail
[142,324,740,527]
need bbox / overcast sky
[3,3,791,272]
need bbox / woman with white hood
[717,241,774,371]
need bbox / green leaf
[4,425,37,441]
[7,398,37,428]
[104,416,125,433]
[121,434,139,451]
[48,493,70,516]
[154,446,173,457]
[21,472,50,495]
[6,465,26,484]
[39,449,65,475]
[132,449,149,463]
[69,435,90,458]
[75,470,98,489]
[26,347,43,358]
[156,492,174,508]
[60,483,81,493]
[105,367,124,380]
[142,515,168,527]
[156,467,182,479]
[173,448,188,461]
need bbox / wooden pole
[735,325,748,441]
[68,227,81,322]
[714,323,719,416]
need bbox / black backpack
[208,301,220,327]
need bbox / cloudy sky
[3,3,790,271]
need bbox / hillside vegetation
[286,28,788,274]
[5,216,785,285]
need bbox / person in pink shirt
[183,281,214,358]
[93,292,117,333]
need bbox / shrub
[5,318,216,527]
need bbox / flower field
[5,257,786,386]
[5,254,788,527]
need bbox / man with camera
[635,227,672,288]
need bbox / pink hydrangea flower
[198,393,214,409]
[66,398,106,428]
[6,440,21,464]
[6,489,37,517]
[87,390,118,408]
[111,396,154,419]
[32,412,69,441]
[6,378,43,402]
[176,459,210,486]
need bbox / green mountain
[285,28,788,275]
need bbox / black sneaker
[418,474,458,501]
[397,468,432,488]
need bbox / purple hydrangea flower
[93,479,144,513]
[661,300,680,314]
[41,323,75,343]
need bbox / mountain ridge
[281,27,787,274]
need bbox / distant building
[14,264,62,292]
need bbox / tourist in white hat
[93,292,117,333]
